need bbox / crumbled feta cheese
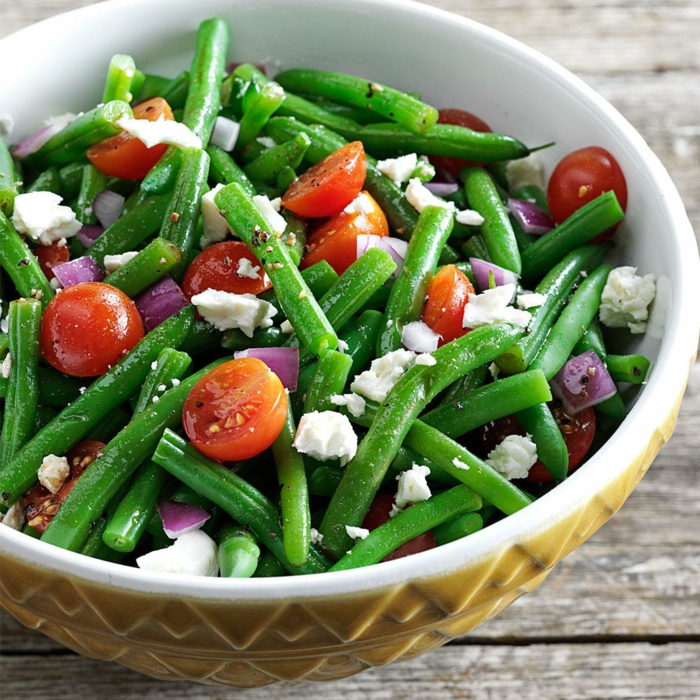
[49,277,62,291]
[310,528,324,545]
[350,349,417,402]
[517,292,547,309]
[256,136,277,150]
[152,395,160,403]
[401,320,441,353]
[269,197,282,212]
[171,378,180,387]
[0,314,7,334]
[455,209,485,226]
[38,454,70,494]
[412,156,435,182]
[116,116,202,150]
[293,411,358,466]
[280,319,294,334]
[344,192,375,215]
[489,362,500,380]
[44,112,78,129]
[462,284,531,329]
[253,194,287,235]
[157,384,167,392]
[345,525,370,540]
[485,434,538,480]
[12,192,81,245]
[330,393,367,418]
[414,353,437,366]
[191,289,277,336]
[236,257,261,280]
[151,360,158,370]
[210,115,240,151]
[599,266,656,334]
[405,178,456,215]
[395,464,432,510]
[200,183,232,248]
[337,339,349,353]
[376,153,418,186]
[452,457,470,471]
[505,153,545,193]
[104,251,138,272]
[79,386,87,394]
[1,499,25,531]
[136,530,219,577]
[1,353,11,379]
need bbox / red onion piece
[52,256,105,288]
[158,500,210,539]
[550,349,617,415]
[93,190,125,229]
[357,235,408,278]
[401,320,441,353]
[508,198,554,235]
[76,224,104,249]
[234,347,299,391]
[210,116,240,152]
[11,124,60,159]
[135,276,188,331]
[469,257,519,295]
[424,182,459,197]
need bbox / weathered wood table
[1,1,698,697]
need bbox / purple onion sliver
[507,197,554,236]
[424,182,459,197]
[356,233,383,259]
[234,347,300,391]
[11,124,60,159]
[158,500,210,539]
[550,349,617,415]
[52,256,105,288]
[469,257,519,294]
[93,190,125,229]
[76,224,105,249]
[135,276,188,332]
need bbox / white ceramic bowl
[1,0,698,687]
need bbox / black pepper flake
[196,401,204,408]
[1,491,9,501]
[633,366,642,376]
[580,375,590,384]
[17,258,29,268]
[366,81,374,98]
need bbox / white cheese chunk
[0,314,8,334]
[412,156,435,182]
[253,194,287,235]
[599,266,656,334]
[330,393,367,418]
[200,183,232,248]
[1,353,11,379]
[191,289,277,337]
[516,292,547,309]
[210,116,240,152]
[116,116,202,150]
[395,464,432,510]
[455,209,485,226]
[344,192,375,215]
[12,192,81,245]
[505,153,545,193]
[345,525,370,540]
[104,251,138,272]
[38,454,70,494]
[293,411,358,466]
[350,349,417,403]
[310,528,324,545]
[485,434,538,480]
[414,353,437,366]
[44,112,78,129]
[405,178,456,215]
[136,530,219,577]
[280,319,294,334]
[236,257,261,280]
[337,339,349,353]
[452,457,470,471]
[376,153,418,186]
[462,284,531,329]
[401,320,441,353]
[256,136,277,150]
[0,499,25,531]
[489,362,500,380]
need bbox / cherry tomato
[480,402,596,483]
[87,98,174,180]
[183,357,288,462]
[182,241,271,300]
[281,141,366,218]
[24,441,106,533]
[35,241,69,281]
[422,264,475,346]
[362,494,437,561]
[429,108,492,179]
[300,191,389,275]
[41,282,145,377]
[547,146,628,228]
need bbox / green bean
[32,405,60,433]
[304,350,353,414]
[207,144,256,197]
[389,447,456,485]
[433,512,483,546]
[439,364,488,407]
[304,95,389,125]
[24,101,132,168]
[159,147,209,279]
[102,54,136,103]
[309,465,343,498]
[513,184,550,214]
[271,404,311,567]
[217,524,260,577]
[86,407,131,444]
[0,307,194,506]
[276,68,438,134]
[58,161,87,199]
[280,211,307,266]
[134,73,171,102]
[461,166,520,274]
[606,354,650,384]
[78,480,133,558]
[75,164,107,224]
[460,235,491,262]
[26,166,62,195]
[238,138,268,164]
[338,309,384,376]
[516,402,569,482]
[320,322,524,558]
[277,165,297,192]
[511,215,535,252]
[176,317,221,356]
[234,82,286,154]
[153,429,329,575]
[243,132,310,183]
[0,139,19,215]
[253,550,288,577]
[377,205,454,354]
[215,182,337,354]
[87,194,171,265]
[160,70,190,110]
[438,242,461,265]
[133,347,192,415]
[35,367,85,407]
[330,485,481,571]
[0,212,54,309]
[0,299,41,467]
[220,326,285,352]
[521,192,624,285]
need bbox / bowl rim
[1,0,698,602]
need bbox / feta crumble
[489,362,500,380]
[452,457,470,471]
[310,528,324,545]
[256,136,277,150]
[1,353,11,379]
[151,360,158,370]
[1,499,25,531]
[414,353,437,366]
[401,320,441,353]
[344,192,375,215]
[462,284,531,329]
[337,339,349,353]
[200,183,232,248]
[44,112,78,129]
[136,530,219,577]
[280,319,294,334]
[405,178,456,215]
[345,525,370,540]
[330,393,367,418]
[0,314,7,334]
[236,257,261,280]
[505,153,545,193]
[293,411,358,466]
[38,454,70,494]
[599,266,656,334]
[485,434,538,481]
[376,153,418,186]
[455,209,485,226]
[253,194,287,235]
[394,464,432,510]
[191,289,277,337]
[104,251,138,272]
[517,292,547,309]
[12,192,81,245]
[350,349,417,402]
[116,116,202,150]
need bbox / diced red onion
[76,225,104,249]
[357,235,408,278]
[234,347,299,391]
[469,257,519,295]
[550,349,617,415]
[227,62,266,75]
[210,116,240,152]
[507,198,554,235]
[424,182,459,197]
[401,320,441,353]
[135,276,188,331]
[93,190,125,229]
[11,124,61,158]
[158,500,210,539]
[52,256,104,288]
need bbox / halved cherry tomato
[362,494,436,561]
[300,191,389,275]
[41,282,145,377]
[182,241,271,300]
[281,141,366,218]
[183,358,288,462]
[422,264,474,346]
[35,241,69,281]
[87,98,174,180]
[429,108,492,179]
[24,441,105,533]
[480,402,596,483]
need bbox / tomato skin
[301,191,389,274]
[547,146,628,228]
[35,241,69,281]
[41,282,145,377]
[182,241,271,300]
[429,108,492,179]
[281,141,366,218]
[87,98,174,180]
[362,494,437,561]
[422,265,475,346]
[183,358,288,462]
